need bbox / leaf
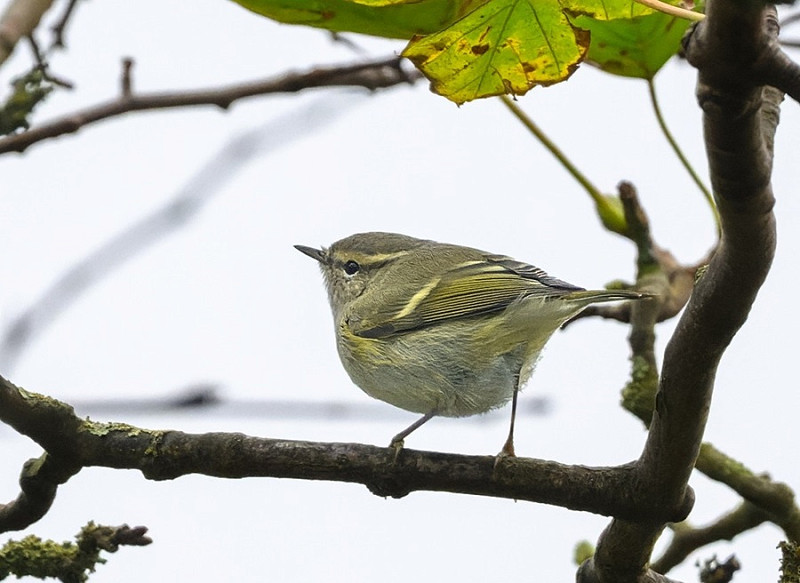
[0,69,54,136]
[572,10,691,79]
[402,0,590,104]
[560,0,653,21]
[230,0,490,39]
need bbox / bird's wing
[350,255,583,339]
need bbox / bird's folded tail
[562,289,653,306]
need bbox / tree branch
[612,184,799,561]
[0,521,151,580]
[652,502,768,574]
[647,0,778,519]
[563,181,703,329]
[580,2,783,581]
[0,55,420,154]
[0,452,80,531]
[0,375,691,534]
[609,181,798,574]
[696,443,800,541]
[49,0,80,49]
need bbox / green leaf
[230,0,490,39]
[572,10,691,79]
[561,0,652,20]
[402,0,589,104]
[0,68,54,136]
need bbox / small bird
[296,232,646,456]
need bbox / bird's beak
[294,244,325,263]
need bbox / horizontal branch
[0,55,420,154]
[0,375,691,533]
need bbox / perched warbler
[296,232,646,456]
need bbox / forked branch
[579,2,784,581]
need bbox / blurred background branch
[0,92,378,372]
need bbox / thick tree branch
[647,0,777,518]
[0,375,690,534]
[580,2,783,581]
[613,183,798,573]
[0,56,420,154]
[614,185,799,559]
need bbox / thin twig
[651,503,768,574]
[0,56,419,154]
[120,57,133,97]
[50,0,81,49]
[25,34,73,88]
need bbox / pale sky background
[1,0,799,581]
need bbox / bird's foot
[388,436,405,463]
[493,438,516,472]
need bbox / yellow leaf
[402,0,590,104]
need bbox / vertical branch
[642,1,778,500]
[579,2,783,581]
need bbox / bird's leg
[389,411,436,460]
[499,373,521,458]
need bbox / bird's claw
[493,439,516,472]
[389,437,405,463]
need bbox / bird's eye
[343,260,360,276]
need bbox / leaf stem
[646,78,721,236]
[633,0,704,21]
[499,95,604,204]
